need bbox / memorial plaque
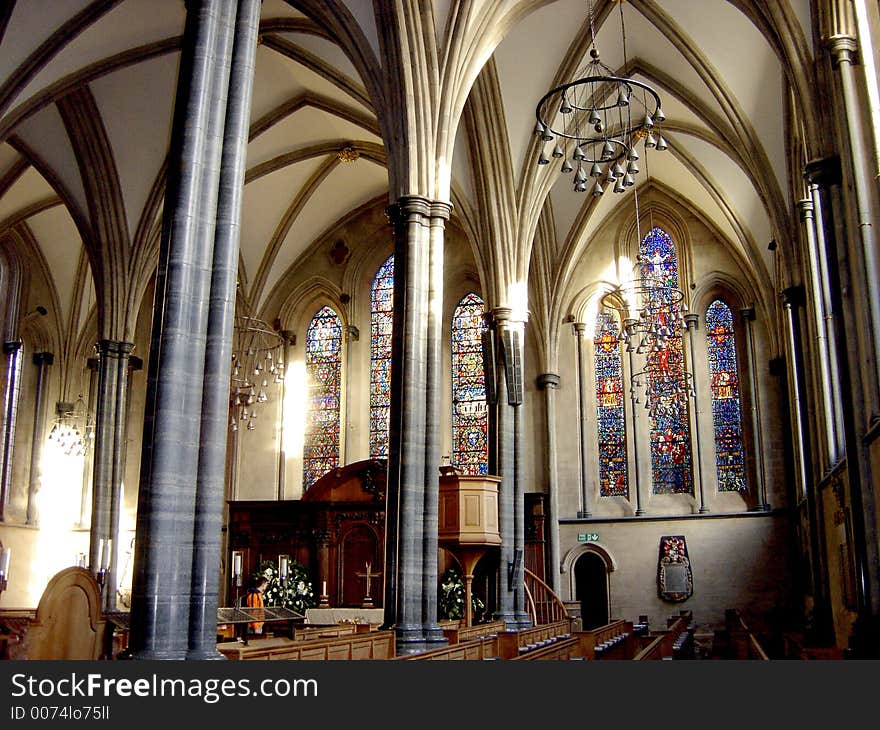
[657,535,693,602]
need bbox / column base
[577,510,592,519]
[186,649,227,660]
[423,623,446,645]
[634,509,645,517]
[698,507,710,514]
[514,612,532,630]
[394,623,426,655]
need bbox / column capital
[94,339,134,357]
[740,307,756,322]
[32,351,54,366]
[490,306,529,327]
[536,373,561,390]
[782,286,806,308]
[683,313,700,329]
[572,321,586,335]
[2,339,22,355]
[804,156,842,186]
[826,34,859,66]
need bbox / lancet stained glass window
[370,255,394,458]
[642,227,693,494]
[706,299,748,492]
[595,310,628,497]
[303,305,342,490]
[452,292,489,475]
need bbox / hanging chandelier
[534,0,667,195]
[47,396,94,457]
[229,315,285,433]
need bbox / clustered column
[739,308,769,511]
[128,0,261,660]
[572,322,590,517]
[683,314,707,514]
[383,196,449,653]
[0,340,22,521]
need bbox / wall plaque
[657,535,693,602]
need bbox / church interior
[1,0,879,661]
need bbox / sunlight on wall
[282,359,308,455]
[27,437,88,603]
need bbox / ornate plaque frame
[657,535,693,602]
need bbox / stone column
[0,340,22,521]
[187,0,261,660]
[536,373,561,592]
[25,352,52,525]
[107,342,133,613]
[129,0,236,660]
[740,308,769,511]
[683,314,707,513]
[782,288,810,500]
[79,357,98,528]
[828,35,880,418]
[798,199,839,466]
[422,201,451,646]
[572,322,590,517]
[90,340,119,573]
[276,330,294,500]
[384,196,431,652]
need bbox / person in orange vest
[245,576,269,635]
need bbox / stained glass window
[452,292,489,475]
[370,255,394,458]
[642,227,693,494]
[303,305,342,490]
[706,299,748,492]
[595,310,628,497]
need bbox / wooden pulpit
[438,467,501,626]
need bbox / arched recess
[560,543,617,599]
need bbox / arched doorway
[574,551,609,630]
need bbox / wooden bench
[497,618,575,659]
[397,635,500,660]
[575,619,635,659]
[443,619,506,645]
[217,629,395,660]
[633,613,691,660]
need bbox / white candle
[232,552,242,577]
[322,580,327,596]
[0,547,10,577]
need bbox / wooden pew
[633,613,691,660]
[217,629,395,660]
[497,618,575,659]
[443,619,506,645]
[575,619,635,660]
[719,609,769,660]
[397,635,500,660]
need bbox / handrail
[524,568,569,625]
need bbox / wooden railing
[524,569,570,625]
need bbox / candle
[0,547,10,577]
[322,580,327,596]
[232,552,242,577]
[278,554,289,581]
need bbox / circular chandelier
[534,0,667,195]
[229,315,285,432]
[47,397,94,457]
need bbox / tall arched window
[706,299,748,492]
[641,227,692,494]
[303,305,343,490]
[595,310,627,497]
[451,292,488,475]
[369,255,394,458]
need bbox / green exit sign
[578,533,600,542]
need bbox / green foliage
[438,567,486,622]
[252,559,317,614]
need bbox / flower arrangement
[253,558,317,614]
[438,567,486,622]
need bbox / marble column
[0,340,22,521]
[129,0,236,660]
[384,196,431,652]
[422,201,450,646]
[740,308,769,511]
[187,0,261,660]
[536,373,561,592]
[828,35,880,417]
[572,322,590,517]
[684,314,707,513]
